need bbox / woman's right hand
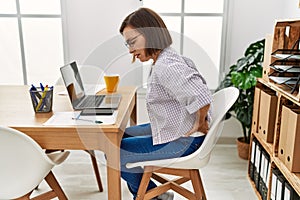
[184,104,210,137]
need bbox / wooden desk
[0,85,137,200]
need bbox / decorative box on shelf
[262,19,300,102]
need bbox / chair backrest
[0,126,54,199]
[197,86,239,160]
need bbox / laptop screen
[60,62,85,105]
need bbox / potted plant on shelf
[217,39,265,160]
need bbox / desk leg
[130,93,137,126]
[106,136,122,200]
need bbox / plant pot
[236,137,250,160]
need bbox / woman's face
[122,26,152,62]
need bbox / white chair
[0,126,70,200]
[126,87,239,200]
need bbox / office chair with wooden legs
[127,87,239,200]
[0,126,70,200]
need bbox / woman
[119,7,212,200]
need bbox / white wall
[225,0,284,69]
[282,0,300,18]
[225,0,300,70]
[62,0,143,87]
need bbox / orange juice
[104,74,119,93]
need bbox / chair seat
[127,152,210,169]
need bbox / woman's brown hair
[119,7,172,56]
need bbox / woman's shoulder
[156,47,185,67]
[159,47,180,60]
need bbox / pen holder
[30,87,53,113]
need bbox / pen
[30,84,37,91]
[40,83,44,91]
[39,86,53,110]
[30,84,42,99]
[71,117,103,124]
[30,90,38,106]
[35,86,49,111]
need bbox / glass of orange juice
[104,74,120,93]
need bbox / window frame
[143,0,229,88]
[0,0,65,85]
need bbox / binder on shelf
[259,150,266,197]
[258,90,278,143]
[294,190,300,200]
[254,143,262,190]
[252,87,261,134]
[276,174,285,200]
[265,153,271,191]
[271,169,278,200]
[285,108,300,173]
[284,181,293,200]
[262,151,270,200]
[278,105,291,165]
[271,169,297,200]
[250,138,257,180]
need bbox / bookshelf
[248,19,300,200]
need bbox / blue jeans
[120,123,205,199]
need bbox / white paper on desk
[56,84,105,95]
[43,111,118,126]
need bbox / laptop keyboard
[80,95,105,107]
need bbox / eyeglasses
[124,33,142,48]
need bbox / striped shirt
[146,47,212,145]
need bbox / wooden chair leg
[190,170,206,200]
[86,150,103,192]
[15,171,67,200]
[44,171,68,200]
[136,166,154,200]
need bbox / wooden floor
[32,144,257,200]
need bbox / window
[0,0,64,85]
[142,0,228,89]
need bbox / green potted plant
[217,39,265,159]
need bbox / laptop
[60,61,121,110]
